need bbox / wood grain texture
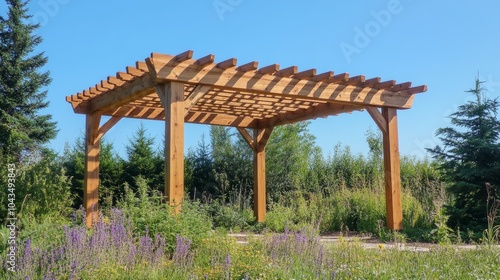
[158,82,186,213]
[382,108,402,230]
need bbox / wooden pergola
[66,50,426,229]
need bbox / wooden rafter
[195,54,215,67]
[184,85,211,115]
[90,74,156,113]
[144,53,424,109]
[261,103,362,128]
[67,50,427,125]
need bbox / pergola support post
[382,108,402,230]
[83,114,122,227]
[253,144,266,222]
[84,113,101,228]
[367,107,403,230]
[156,82,185,213]
[237,127,273,222]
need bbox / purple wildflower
[173,236,193,268]
[224,253,232,279]
[13,208,168,278]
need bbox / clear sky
[3,0,500,159]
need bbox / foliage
[61,140,85,206]
[211,126,253,200]
[185,134,217,199]
[0,151,73,225]
[122,123,163,193]
[266,122,316,201]
[54,120,447,243]
[428,78,500,232]
[0,0,57,163]
[61,137,124,208]
[207,200,255,232]
[427,209,453,245]
[117,176,212,253]
[264,204,295,232]
[185,127,253,203]
[483,183,500,245]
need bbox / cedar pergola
[66,50,426,229]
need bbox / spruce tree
[186,134,216,199]
[428,78,500,232]
[0,0,57,163]
[122,124,163,191]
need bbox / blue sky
[3,0,500,159]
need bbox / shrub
[117,176,213,253]
[265,204,295,232]
[208,200,254,231]
[0,152,73,225]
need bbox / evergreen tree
[98,140,124,206]
[122,123,163,191]
[211,126,232,196]
[428,78,500,231]
[186,134,216,199]
[61,139,84,206]
[62,137,125,207]
[0,0,57,163]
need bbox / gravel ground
[227,233,500,252]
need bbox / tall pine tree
[0,0,57,163]
[428,78,500,232]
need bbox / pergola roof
[66,50,426,128]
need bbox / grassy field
[2,212,499,280]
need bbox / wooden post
[157,82,185,212]
[84,113,101,228]
[253,142,266,222]
[382,108,403,230]
[237,127,273,222]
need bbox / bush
[208,200,254,232]
[265,204,295,232]
[117,176,213,253]
[0,151,73,225]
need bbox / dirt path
[228,233,498,252]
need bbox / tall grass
[264,187,429,236]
